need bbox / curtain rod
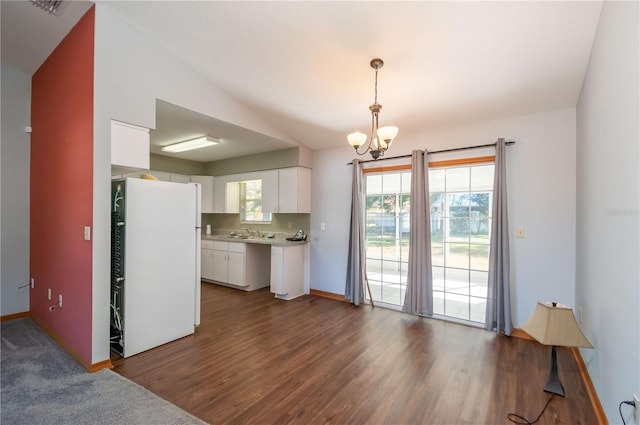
[347,140,516,165]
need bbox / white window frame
[239,179,272,223]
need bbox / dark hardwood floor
[112,283,597,424]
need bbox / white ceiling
[2,1,603,162]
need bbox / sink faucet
[241,228,252,236]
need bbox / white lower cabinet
[270,245,305,300]
[202,239,307,295]
[201,241,215,281]
[212,241,245,287]
[202,251,214,281]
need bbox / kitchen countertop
[202,234,309,246]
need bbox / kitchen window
[239,180,271,223]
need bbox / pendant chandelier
[347,58,398,160]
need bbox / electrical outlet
[633,394,638,423]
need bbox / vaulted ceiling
[2,1,602,161]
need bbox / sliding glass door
[363,162,494,325]
[429,164,494,323]
[364,171,411,306]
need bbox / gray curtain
[485,138,513,335]
[403,150,434,315]
[345,159,366,306]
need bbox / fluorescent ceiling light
[161,136,219,153]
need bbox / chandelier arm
[352,141,374,156]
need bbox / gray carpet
[1,318,208,425]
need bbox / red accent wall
[31,6,95,364]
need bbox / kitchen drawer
[202,240,215,250]
[228,242,246,253]
[213,241,228,251]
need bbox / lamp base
[544,376,565,397]
[544,345,565,397]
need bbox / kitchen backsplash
[202,213,310,237]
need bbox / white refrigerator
[111,178,201,358]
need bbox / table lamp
[520,301,593,397]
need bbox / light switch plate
[84,226,91,241]
[516,227,525,238]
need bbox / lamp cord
[619,400,636,425]
[507,394,555,425]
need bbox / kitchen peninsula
[201,233,309,300]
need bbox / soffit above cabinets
[150,100,296,163]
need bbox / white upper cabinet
[261,170,278,213]
[208,167,311,215]
[213,176,227,213]
[170,174,191,183]
[149,170,171,182]
[190,175,214,213]
[110,120,150,171]
[277,167,311,213]
[225,181,240,214]
[212,176,240,214]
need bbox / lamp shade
[521,302,593,348]
[377,126,398,143]
[347,131,367,148]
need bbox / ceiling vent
[30,0,62,16]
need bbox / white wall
[0,65,31,316]
[311,107,577,327]
[576,1,639,423]
[90,4,307,363]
